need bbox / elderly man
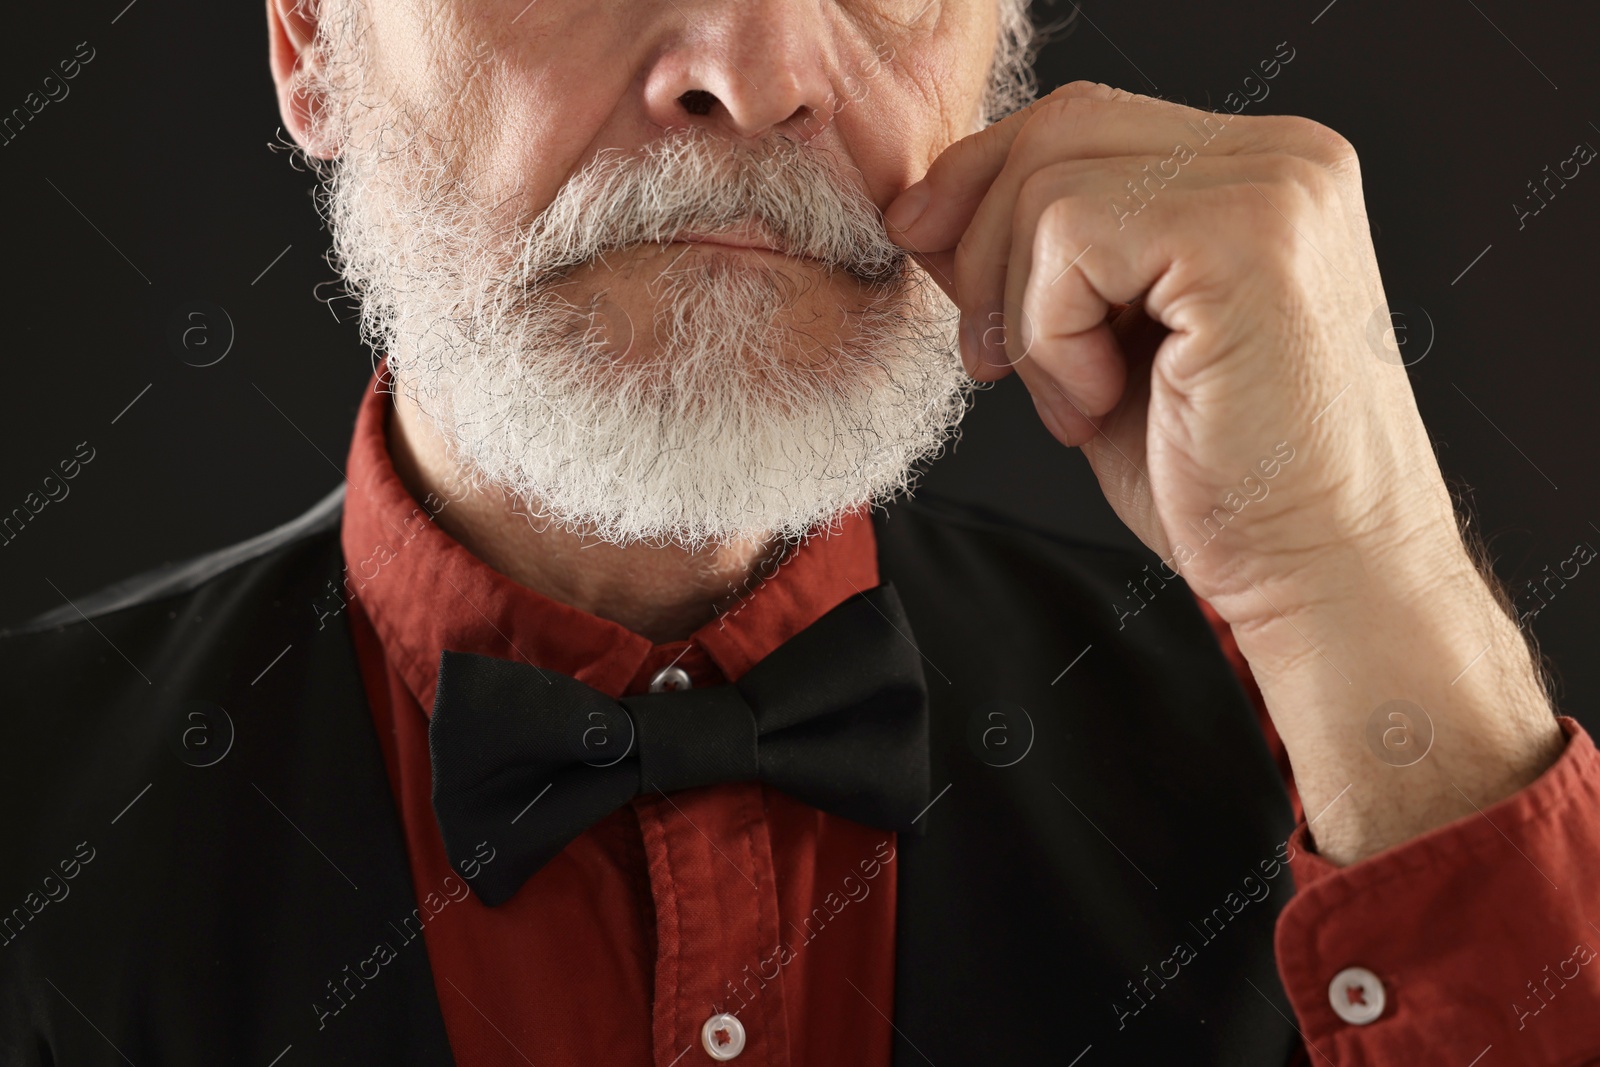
[2,0,1597,1063]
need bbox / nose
[642,0,838,140]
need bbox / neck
[387,391,777,643]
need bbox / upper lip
[672,222,788,255]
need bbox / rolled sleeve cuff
[1275,715,1600,1065]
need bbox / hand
[884,81,1563,864]
[885,79,1449,626]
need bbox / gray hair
[982,0,1040,125]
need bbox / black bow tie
[428,583,931,906]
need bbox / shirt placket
[633,782,791,1067]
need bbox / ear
[267,0,336,159]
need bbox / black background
[2,1,1595,730]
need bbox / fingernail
[884,180,931,235]
[1051,385,1088,422]
[1033,395,1069,441]
[1048,390,1091,442]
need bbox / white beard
[318,45,971,550]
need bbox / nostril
[679,89,718,116]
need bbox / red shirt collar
[339,376,881,708]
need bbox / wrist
[1221,516,1494,670]
[1224,533,1563,865]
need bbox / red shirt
[340,380,1600,1065]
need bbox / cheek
[476,61,624,213]
[378,1,637,218]
[832,41,983,206]
[882,9,996,157]
[925,0,1003,120]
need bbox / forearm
[1227,530,1565,866]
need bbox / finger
[962,104,1288,370]
[1008,160,1196,432]
[984,159,1129,420]
[1007,302,1137,448]
[881,81,1125,255]
[1013,154,1289,378]
[1013,348,1104,446]
[888,83,1277,260]
[1079,304,1163,520]
[998,263,1127,443]
[890,83,1128,370]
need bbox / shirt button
[1328,966,1386,1025]
[649,665,693,693]
[701,1012,745,1061]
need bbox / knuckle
[1274,114,1360,172]
[1250,204,1307,262]
[1014,167,1063,224]
[1033,189,1082,241]
[1049,79,1116,102]
[1017,93,1102,157]
[1262,153,1331,208]
[1217,171,1311,266]
[1015,166,1089,244]
[1048,79,1143,105]
[1272,149,1324,186]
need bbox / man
[2,0,1596,1063]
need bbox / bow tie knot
[625,686,759,792]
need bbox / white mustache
[515,128,910,285]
